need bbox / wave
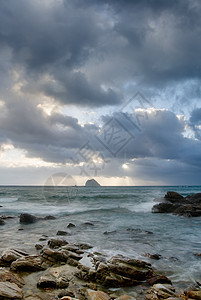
[64,206,133,216]
[0,197,19,204]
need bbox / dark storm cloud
[1,0,201,107]
[99,109,201,167]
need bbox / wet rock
[144,253,162,260]
[39,237,47,241]
[19,213,37,224]
[165,191,184,202]
[146,284,178,299]
[0,218,5,225]
[41,247,82,264]
[62,244,84,255]
[83,222,94,226]
[75,243,93,250]
[77,254,153,288]
[44,215,56,220]
[186,193,201,204]
[152,191,201,217]
[48,238,68,249]
[58,290,75,298]
[0,248,29,266]
[37,273,69,289]
[0,268,24,287]
[67,223,76,228]
[0,281,24,299]
[173,204,201,217]
[147,275,172,286]
[35,244,43,250]
[104,230,117,235]
[1,215,15,219]
[86,289,110,300]
[57,230,70,236]
[186,290,201,299]
[152,203,180,213]
[11,255,45,272]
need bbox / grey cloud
[1,0,201,108]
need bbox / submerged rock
[0,218,5,225]
[67,223,76,228]
[143,253,162,260]
[57,230,70,236]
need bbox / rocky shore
[0,190,201,299]
[152,191,201,217]
[0,232,201,299]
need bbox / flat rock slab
[0,281,24,299]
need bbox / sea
[0,185,201,288]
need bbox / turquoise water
[0,185,201,286]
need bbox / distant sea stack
[85,179,100,187]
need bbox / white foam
[0,197,18,203]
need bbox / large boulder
[165,191,184,202]
[19,213,37,224]
[173,204,201,217]
[152,191,201,217]
[152,203,180,213]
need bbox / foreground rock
[0,248,29,266]
[152,191,201,217]
[76,254,154,287]
[0,238,200,299]
[0,281,24,299]
[145,283,178,299]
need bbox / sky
[0,0,201,186]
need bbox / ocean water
[0,185,201,287]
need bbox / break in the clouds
[0,0,201,185]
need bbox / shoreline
[0,234,200,299]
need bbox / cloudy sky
[0,0,201,186]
